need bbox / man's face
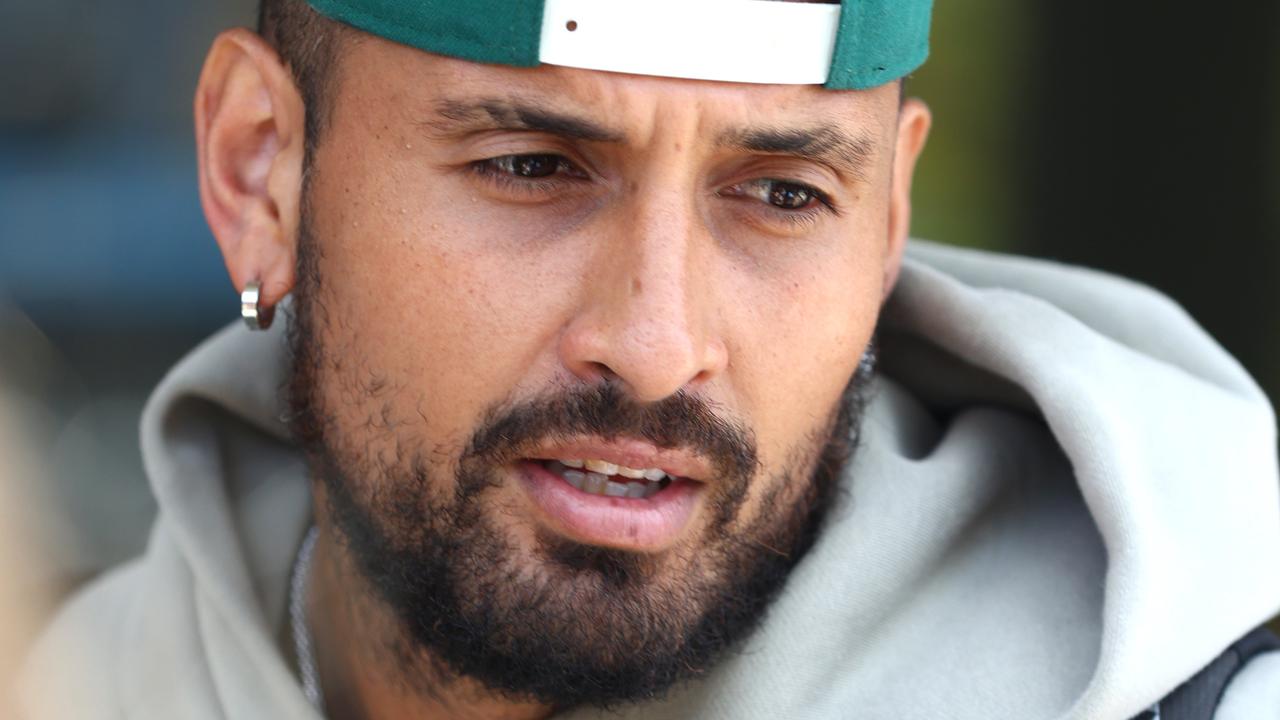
[284,34,910,708]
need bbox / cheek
[303,134,577,465]
[724,224,883,517]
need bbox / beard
[285,222,875,711]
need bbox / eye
[722,179,834,213]
[766,182,817,210]
[490,154,563,178]
[475,153,587,181]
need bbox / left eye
[724,179,828,211]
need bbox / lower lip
[515,460,702,551]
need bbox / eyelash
[470,153,839,226]
[721,179,840,230]
[469,155,585,197]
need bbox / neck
[307,528,553,720]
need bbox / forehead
[332,33,900,143]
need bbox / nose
[559,189,728,403]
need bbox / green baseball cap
[305,0,932,89]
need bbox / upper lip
[523,436,713,483]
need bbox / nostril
[587,361,618,383]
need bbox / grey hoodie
[17,241,1280,719]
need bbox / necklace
[290,526,325,713]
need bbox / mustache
[463,382,759,482]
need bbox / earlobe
[882,97,932,299]
[195,28,306,315]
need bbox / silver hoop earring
[857,346,878,378]
[241,281,275,331]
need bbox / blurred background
[0,0,1277,682]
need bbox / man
[15,0,1280,718]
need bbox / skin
[195,27,930,720]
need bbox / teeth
[560,459,667,481]
[563,469,586,490]
[584,472,608,494]
[545,459,671,499]
[584,459,619,475]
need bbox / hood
[20,240,1280,720]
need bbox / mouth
[514,448,707,551]
[540,459,675,499]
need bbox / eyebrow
[717,125,877,181]
[426,98,626,143]
[425,97,876,179]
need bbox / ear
[883,97,932,299]
[195,28,306,313]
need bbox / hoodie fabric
[16,241,1280,719]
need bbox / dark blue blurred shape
[0,133,231,333]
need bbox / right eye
[477,154,584,180]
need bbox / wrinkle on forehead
[346,37,896,175]
[426,96,626,144]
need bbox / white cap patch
[538,0,842,85]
